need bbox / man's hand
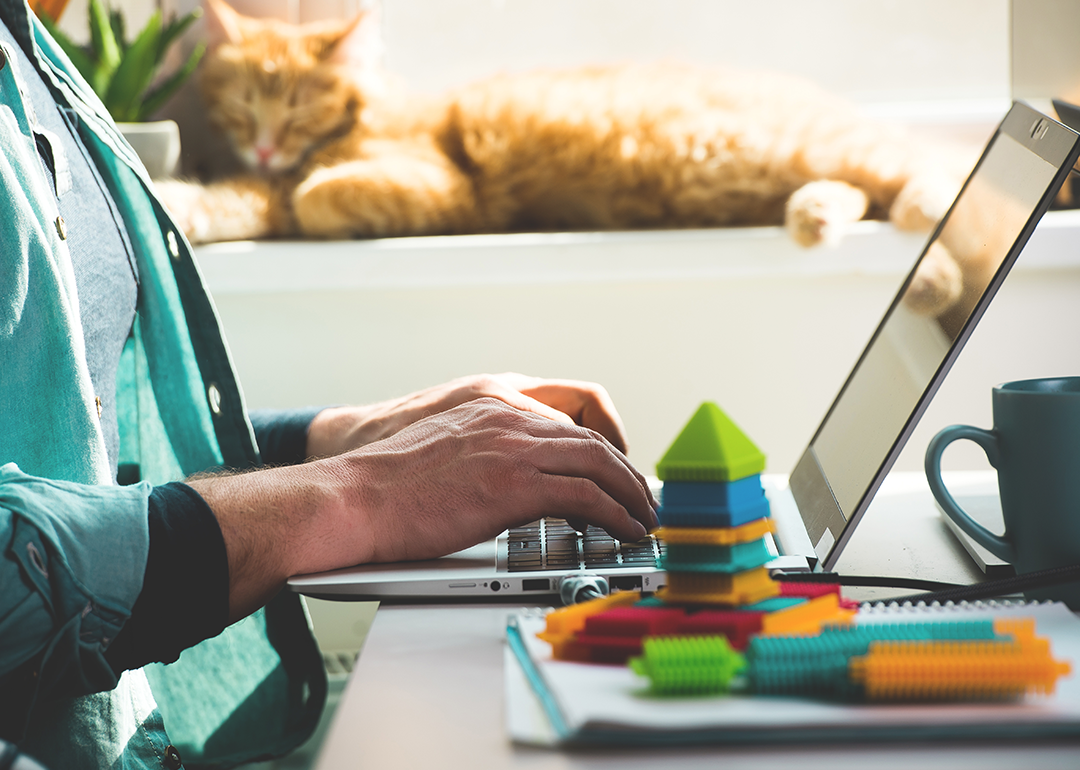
[190,399,657,623]
[305,373,630,458]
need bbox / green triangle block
[656,402,765,482]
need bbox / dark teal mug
[925,377,1080,608]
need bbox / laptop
[288,102,1080,602]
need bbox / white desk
[311,473,1080,769]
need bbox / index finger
[519,426,659,534]
[514,378,629,454]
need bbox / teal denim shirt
[0,6,325,768]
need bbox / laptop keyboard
[506,518,663,572]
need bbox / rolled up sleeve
[0,462,150,739]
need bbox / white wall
[56,0,1013,108]
[47,0,1080,474]
[198,212,1080,478]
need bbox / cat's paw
[890,172,961,233]
[902,241,963,316]
[154,179,217,244]
[153,177,275,243]
[785,180,869,247]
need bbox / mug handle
[924,425,1016,563]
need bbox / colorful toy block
[658,495,771,529]
[660,539,775,573]
[747,619,1004,699]
[655,402,766,483]
[629,635,746,695]
[654,519,775,546]
[759,594,856,636]
[538,590,641,638]
[658,566,780,606]
[660,476,766,510]
[849,637,1072,701]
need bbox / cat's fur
[158,0,973,314]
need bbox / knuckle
[468,373,501,395]
[567,477,605,510]
[576,433,611,463]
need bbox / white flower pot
[118,119,181,179]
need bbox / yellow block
[657,567,780,606]
[654,518,776,546]
[759,594,856,636]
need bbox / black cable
[772,572,963,593]
[883,562,1080,605]
[773,563,1080,605]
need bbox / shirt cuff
[104,482,229,674]
[249,407,327,466]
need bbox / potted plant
[38,0,205,178]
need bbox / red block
[674,610,765,650]
[583,607,687,637]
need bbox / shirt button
[207,383,223,415]
[55,216,67,240]
[167,230,180,259]
[0,49,7,70]
[163,744,182,770]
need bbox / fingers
[533,475,649,542]
[478,382,578,428]
[513,377,629,454]
[368,373,631,456]
[507,423,656,537]
[440,399,657,538]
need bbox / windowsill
[195,209,1080,295]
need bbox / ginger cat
[158,0,973,315]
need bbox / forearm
[193,399,657,626]
[187,456,369,623]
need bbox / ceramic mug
[925,377,1080,607]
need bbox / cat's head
[199,0,383,173]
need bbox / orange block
[537,590,640,645]
[849,637,1072,701]
[759,594,856,636]
[653,518,776,546]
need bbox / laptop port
[522,579,550,592]
[609,576,643,591]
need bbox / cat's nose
[254,145,275,166]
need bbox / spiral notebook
[505,602,1080,746]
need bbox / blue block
[661,476,764,510]
[659,538,774,574]
[658,495,771,528]
[743,597,807,612]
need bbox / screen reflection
[811,132,1058,518]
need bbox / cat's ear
[203,0,245,48]
[325,7,383,73]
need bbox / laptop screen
[790,102,1080,570]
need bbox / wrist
[189,459,369,621]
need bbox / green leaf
[138,42,205,121]
[38,13,100,92]
[109,8,127,54]
[158,7,203,67]
[88,0,121,77]
[104,11,162,123]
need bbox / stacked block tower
[654,402,781,607]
